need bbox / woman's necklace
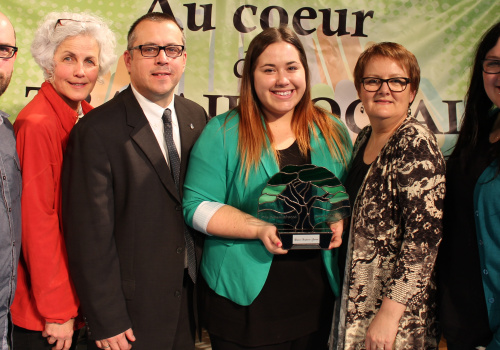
[75,104,84,124]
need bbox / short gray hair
[31,12,117,81]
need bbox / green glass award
[257,164,350,249]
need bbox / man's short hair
[127,12,186,50]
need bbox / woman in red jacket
[12,12,116,350]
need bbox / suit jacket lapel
[259,142,280,178]
[257,116,280,178]
[123,87,180,201]
[310,125,328,168]
[175,97,202,192]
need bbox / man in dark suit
[62,12,208,350]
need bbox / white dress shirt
[130,84,181,164]
[130,84,222,235]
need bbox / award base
[279,232,333,250]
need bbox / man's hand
[42,318,75,350]
[96,328,136,350]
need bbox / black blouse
[339,140,370,280]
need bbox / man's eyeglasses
[361,77,411,92]
[482,59,500,74]
[0,45,18,59]
[129,45,184,58]
[54,18,94,30]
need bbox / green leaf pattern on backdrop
[0,0,498,154]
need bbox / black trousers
[209,330,329,350]
[86,270,195,350]
[13,325,81,350]
[446,340,490,350]
[172,270,196,349]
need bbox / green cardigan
[474,159,500,349]
[183,111,352,306]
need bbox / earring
[360,106,364,114]
[407,107,412,117]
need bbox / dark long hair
[451,21,500,163]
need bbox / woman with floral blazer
[333,42,445,350]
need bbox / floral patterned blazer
[334,116,445,350]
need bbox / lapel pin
[190,123,194,130]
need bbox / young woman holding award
[183,26,352,349]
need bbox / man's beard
[0,72,12,97]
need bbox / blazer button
[176,247,184,254]
[174,290,181,298]
[175,205,181,211]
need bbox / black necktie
[162,108,196,282]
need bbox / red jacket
[11,82,92,330]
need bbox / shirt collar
[130,84,176,118]
[0,110,7,126]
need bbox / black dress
[338,140,370,280]
[202,141,334,348]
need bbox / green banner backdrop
[0,0,498,152]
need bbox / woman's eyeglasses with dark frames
[361,77,411,92]
[482,59,500,74]
[54,18,94,30]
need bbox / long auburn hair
[451,21,500,165]
[230,26,350,179]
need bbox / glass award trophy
[257,164,350,249]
